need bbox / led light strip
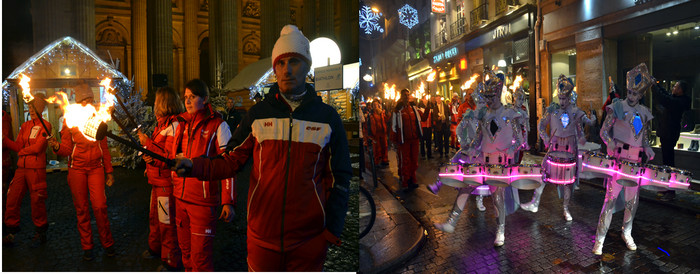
[581,163,690,187]
[546,160,577,167]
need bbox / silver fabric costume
[434,69,524,247]
[593,63,655,255]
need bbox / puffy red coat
[3,118,51,169]
[144,115,179,186]
[54,121,112,173]
[170,104,235,207]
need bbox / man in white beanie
[174,25,352,271]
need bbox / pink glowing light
[546,177,576,184]
[581,163,690,188]
[546,160,576,167]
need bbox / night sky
[3,0,34,80]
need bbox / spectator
[431,95,450,158]
[2,109,15,223]
[173,25,351,271]
[49,83,115,261]
[417,95,433,159]
[450,93,461,150]
[3,94,51,247]
[136,87,184,271]
[652,80,691,201]
[224,97,245,131]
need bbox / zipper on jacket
[281,112,293,253]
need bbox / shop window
[550,49,576,104]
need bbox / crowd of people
[2,24,351,272]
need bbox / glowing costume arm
[538,110,552,147]
[600,108,616,154]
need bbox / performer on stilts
[521,75,594,221]
[433,68,523,246]
[593,63,654,255]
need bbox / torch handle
[115,95,139,129]
[30,102,52,138]
[104,131,175,167]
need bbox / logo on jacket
[201,129,209,138]
[264,122,273,127]
[306,126,321,131]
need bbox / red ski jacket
[4,118,51,169]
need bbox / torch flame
[44,78,117,141]
[19,74,33,103]
[427,70,436,82]
[383,83,397,101]
[461,74,480,90]
[510,75,523,92]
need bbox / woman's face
[184,88,206,114]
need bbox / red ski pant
[148,185,181,268]
[67,167,114,250]
[397,139,420,187]
[247,232,328,272]
[4,168,48,231]
[176,199,217,272]
[450,124,458,148]
[373,138,389,164]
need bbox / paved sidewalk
[358,156,427,274]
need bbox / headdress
[626,62,652,93]
[557,74,574,97]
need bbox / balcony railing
[496,0,520,15]
[434,30,448,49]
[470,3,488,30]
[450,17,466,39]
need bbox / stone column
[318,0,333,38]
[303,0,316,35]
[131,0,148,99]
[260,0,290,58]
[219,0,238,86]
[148,0,174,92]
[208,0,220,86]
[74,0,95,49]
[31,0,70,50]
[184,0,200,83]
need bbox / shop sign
[314,64,343,91]
[493,24,511,40]
[432,0,446,13]
[432,46,460,65]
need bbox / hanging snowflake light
[360,5,384,35]
[398,4,418,29]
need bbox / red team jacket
[55,122,112,173]
[4,118,51,169]
[144,115,179,187]
[170,104,235,207]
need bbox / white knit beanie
[271,25,312,71]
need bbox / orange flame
[414,82,425,100]
[427,70,436,82]
[461,74,480,90]
[383,83,397,101]
[19,74,33,103]
[44,78,117,141]
[510,75,523,92]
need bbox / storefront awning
[224,57,272,91]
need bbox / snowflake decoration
[360,5,384,35]
[398,4,418,29]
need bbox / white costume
[593,63,655,255]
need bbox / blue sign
[431,46,460,65]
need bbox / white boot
[476,195,486,212]
[622,230,637,251]
[592,239,604,255]
[494,224,505,246]
[434,209,460,233]
[563,207,572,222]
[520,201,538,213]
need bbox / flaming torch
[19,74,52,137]
[461,74,480,91]
[48,79,174,166]
[510,75,523,92]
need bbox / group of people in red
[2,24,352,272]
[360,88,478,191]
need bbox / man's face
[274,56,309,95]
[672,82,683,96]
[627,89,642,106]
[226,98,234,109]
